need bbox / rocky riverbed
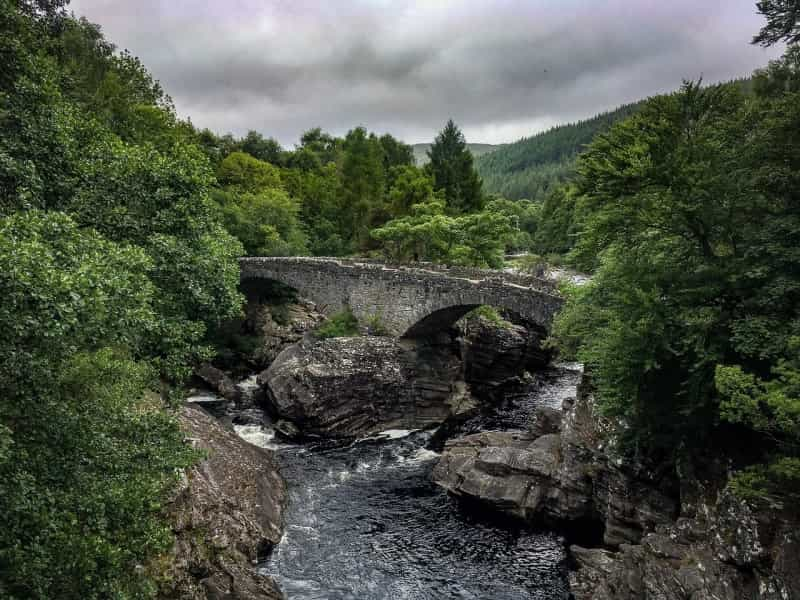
[434,377,800,599]
[176,294,799,599]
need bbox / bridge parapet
[239,257,563,337]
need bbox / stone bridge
[239,257,563,338]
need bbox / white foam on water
[186,391,223,403]
[234,424,281,450]
[411,448,440,463]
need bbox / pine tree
[426,119,484,214]
[753,0,800,46]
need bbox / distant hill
[475,102,642,201]
[412,142,505,166]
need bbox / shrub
[316,307,359,338]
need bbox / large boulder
[196,363,239,403]
[432,371,800,599]
[460,314,551,387]
[259,336,475,438]
[433,392,677,544]
[250,299,325,368]
[161,405,287,600]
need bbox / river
[228,363,581,600]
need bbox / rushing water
[225,364,582,600]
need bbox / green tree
[0,4,246,596]
[239,130,283,164]
[552,69,800,501]
[453,208,515,268]
[371,200,459,262]
[0,211,196,599]
[753,0,800,46]
[282,162,347,255]
[426,119,484,214]
[371,200,515,267]
[386,165,438,217]
[297,127,340,165]
[213,187,308,256]
[379,132,415,173]
[533,187,578,256]
[339,126,386,249]
[217,151,282,192]
[485,197,541,253]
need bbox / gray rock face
[460,315,551,386]
[161,405,286,600]
[432,372,800,600]
[569,501,800,600]
[260,336,475,438]
[433,392,677,544]
[196,363,239,403]
[248,298,325,369]
[433,376,800,600]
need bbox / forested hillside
[475,103,641,201]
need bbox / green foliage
[239,130,283,164]
[753,44,800,96]
[371,199,515,268]
[551,62,800,497]
[752,0,800,46]
[387,165,439,216]
[465,306,513,329]
[379,133,415,171]
[426,119,484,214]
[282,163,349,256]
[339,126,387,249]
[68,137,243,379]
[217,151,282,192]
[484,197,540,253]
[316,308,360,338]
[0,212,197,598]
[365,312,390,336]
[532,187,579,255]
[213,187,308,256]
[0,4,244,595]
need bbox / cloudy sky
[70,0,781,146]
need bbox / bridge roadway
[239,257,563,338]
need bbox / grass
[316,307,360,338]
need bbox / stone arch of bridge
[401,307,550,339]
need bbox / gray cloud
[69,0,782,146]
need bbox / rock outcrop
[248,299,325,369]
[432,393,677,544]
[569,471,800,599]
[196,363,239,403]
[459,314,551,387]
[161,405,286,600]
[260,335,475,438]
[433,374,800,599]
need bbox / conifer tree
[426,119,483,214]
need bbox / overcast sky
[69,0,782,146]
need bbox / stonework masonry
[239,257,563,337]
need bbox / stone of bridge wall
[239,257,562,337]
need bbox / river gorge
[238,364,581,599]
[175,295,800,600]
